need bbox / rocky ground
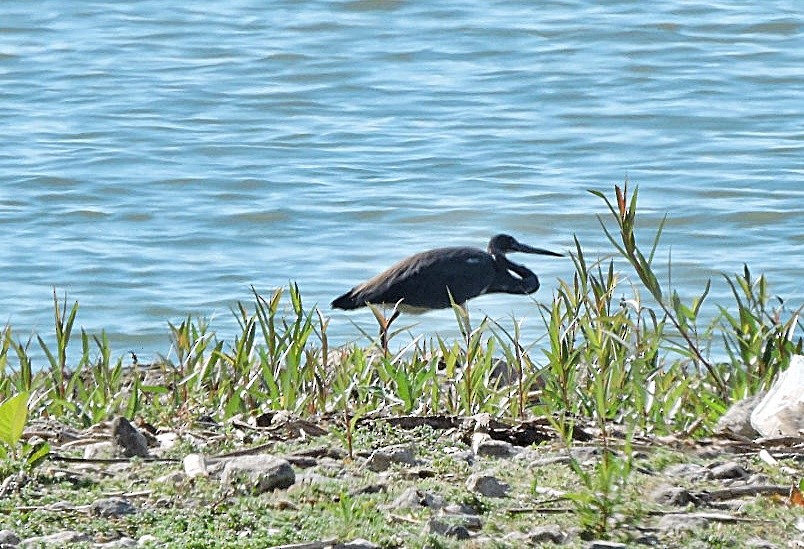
[2,405,803,548]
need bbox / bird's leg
[381,308,401,357]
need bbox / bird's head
[488,234,564,258]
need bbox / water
[1,1,801,363]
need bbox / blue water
[1,1,802,363]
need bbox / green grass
[0,184,802,545]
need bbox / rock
[137,534,160,546]
[84,441,118,460]
[365,445,417,472]
[0,530,20,546]
[650,485,697,506]
[587,542,627,549]
[339,539,380,549]
[715,393,763,438]
[527,524,568,544]
[465,473,509,498]
[155,431,179,451]
[221,455,295,494]
[112,416,150,458]
[89,497,137,518]
[634,533,661,546]
[20,530,90,548]
[156,471,185,484]
[183,453,208,478]
[96,537,137,548]
[425,519,471,540]
[443,502,480,515]
[388,486,444,510]
[656,514,708,533]
[570,446,601,464]
[709,461,749,480]
[745,539,778,548]
[471,433,515,458]
[751,355,804,437]
[663,462,711,482]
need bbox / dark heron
[332,234,563,312]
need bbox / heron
[331,234,563,313]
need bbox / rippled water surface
[1,1,802,359]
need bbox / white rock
[83,441,118,460]
[183,453,208,478]
[751,355,804,437]
[21,530,90,548]
[138,534,160,546]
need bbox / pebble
[714,393,763,438]
[137,534,160,546]
[471,433,516,458]
[587,542,627,549]
[465,473,509,498]
[183,453,208,478]
[656,514,708,533]
[365,444,417,472]
[112,416,150,458]
[0,530,20,546]
[650,485,697,506]
[20,530,90,548]
[424,519,474,540]
[527,524,568,544]
[388,486,445,510]
[663,462,711,481]
[709,461,749,480]
[745,539,778,548]
[339,539,380,549]
[84,441,118,460]
[95,537,137,548]
[220,455,295,494]
[89,497,137,518]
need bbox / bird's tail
[331,291,362,310]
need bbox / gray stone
[443,502,479,515]
[465,473,509,498]
[587,542,627,549]
[425,520,472,540]
[112,416,150,458]
[745,538,778,548]
[528,524,568,544]
[714,393,763,438]
[650,485,697,506]
[83,441,119,460]
[21,531,91,548]
[570,446,602,464]
[656,514,708,533]
[0,530,20,546]
[365,445,417,472]
[137,535,160,546]
[90,497,137,518]
[709,461,749,480]
[96,537,137,548]
[472,433,515,458]
[221,455,295,493]
[388,486,444,510]
[663,462,711,481]
[338,538,380,549]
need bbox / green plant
[720,265,803,397]
[0,392,49,473]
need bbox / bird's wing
[354,247,495,308]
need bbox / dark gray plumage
[331,234,562,312]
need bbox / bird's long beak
[511,241,563,257]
